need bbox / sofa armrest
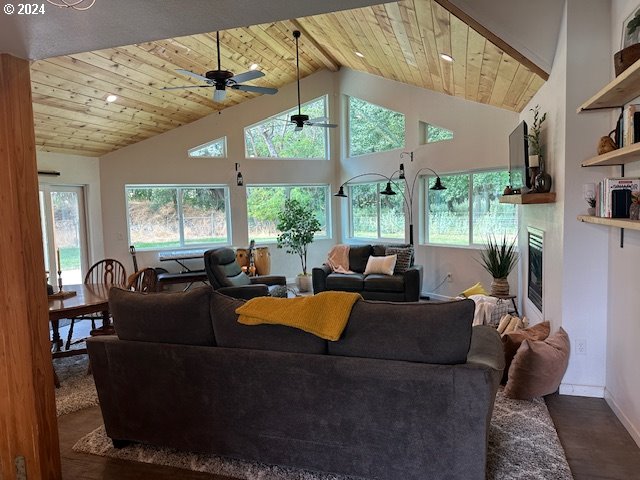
[467,325,505,379]
[403,265,423,301]
[250,275,286,286]
[312,264,332,293]
[218,284,269,300]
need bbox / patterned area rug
[73,388,573,480]
[54,354,98,416]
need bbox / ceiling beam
[288,19,341,72]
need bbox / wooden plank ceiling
[30,0,546,157]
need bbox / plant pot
[490,277,510,297]
[587,207,596,216]
[295,274,312,293]
[614,44,640,76]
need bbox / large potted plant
[478,235,519,297]
[527,105,551,193]
[276,198,321,292]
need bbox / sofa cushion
[363,274,405,292]
[363,255,396,275]
[348,245,373,273]
[110,286,215,346]
[329,299,474,364]
[210,291,327,354]
[326,273,364,291]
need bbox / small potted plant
[586,196,596,216]
[527,105,551,193]
[477,235,519,297]
[276,198,321,292]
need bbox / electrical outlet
[576,338,587,355]
[446,272,453,283]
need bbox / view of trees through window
[126,186,229,249]
[350,182,405,239]
[188,137,226,157]
[426,123,454,143]
[246,185,329,240]
[244,97,328,159]
[426,170,516,246]
[349,97,405,156]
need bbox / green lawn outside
[134,237,227,249]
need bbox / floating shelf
[581,142,640,167]
[578,59,640,112]
[577,215,640,231]
[499,193,556,204]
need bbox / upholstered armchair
[204,248,287,300]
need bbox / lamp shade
[380,182,396,195]
[430,177,446,190]
[334,185,347,197]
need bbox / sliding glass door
[39,185,89,286]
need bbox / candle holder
[48,267,76,299]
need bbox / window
[246,185,330,241]
[349,182,405,240]
[188,137,226,158]
[348,96,405,156]
[126,185,230,249]
[425,170,517,246]
[244,96,329,159]
[425,123,453,143]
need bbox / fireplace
[528,227,543,312]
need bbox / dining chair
[65,258,127,349]
[126,267,159,293]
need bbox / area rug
[54,354,98,416]
[72,389,573,480]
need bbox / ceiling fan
[288,30,337,131]
[162,31,278,103]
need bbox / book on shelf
[595,178,640,217]
[622,105,640,147]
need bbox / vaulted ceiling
[30,0,547,157]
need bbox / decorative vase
[490,277,510,297]
[295,274,312,293]
[534,157,552,193]
[587,207,596,216]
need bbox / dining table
[48,283,112,387]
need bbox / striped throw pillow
[385,246,413,274]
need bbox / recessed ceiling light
[249,63,259,70]
[354,51,365,58]
[106,94,118,102]
[439,53,454,63]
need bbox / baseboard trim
[559,383,605,398]
[604,389,640,448]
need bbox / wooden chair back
[126,267,159,293]
[85,259,127,287]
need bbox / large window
[246,185,330,241]
[126,185,230,249]
[349,182,405,240]
[348,96,405,157]
[188,137,226,158]
[425,170,517,246]
[244,96,329,159]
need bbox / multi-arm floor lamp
[334,151,446,245]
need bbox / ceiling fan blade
[161,85,213,90]
[295,125,303,132]
[231,84,278,95]
[213,88,227,102]
[307,117,328,123]
[306,122,338,128]
[176,69,211,83]
[230,70,265,84]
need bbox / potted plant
[527,105,551,193]
[276,198,321,292]
[586,196,596,216]
[478,235,519,297]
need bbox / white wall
[606,0,640,447]
[336,68,519,298]
[99,70,339,279]
[37,151,105,265]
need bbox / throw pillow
[503,327,570,400]
[363,254,396,276]
[501,321,550,384]
[385,246,413,274]
[461,282,487,297]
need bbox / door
[39,185,89,286]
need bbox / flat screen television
[508,120,529,189]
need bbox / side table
[491,294,519,317]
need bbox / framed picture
[621,5,640,49]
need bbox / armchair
[204,248,287,300]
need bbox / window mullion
[468,174,474,246]
[177,188,185,247]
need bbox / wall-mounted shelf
[499,193,556,204]
[577,215,640,231]
[581,142,640,167]
[578,59,640,112]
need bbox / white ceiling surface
[448,0,565,74]
[0,0,390,60]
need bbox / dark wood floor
[59,395,640,479]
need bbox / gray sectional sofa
[312,244,423,301]
[87,286,504,480]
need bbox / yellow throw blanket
[236,291,362,341]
